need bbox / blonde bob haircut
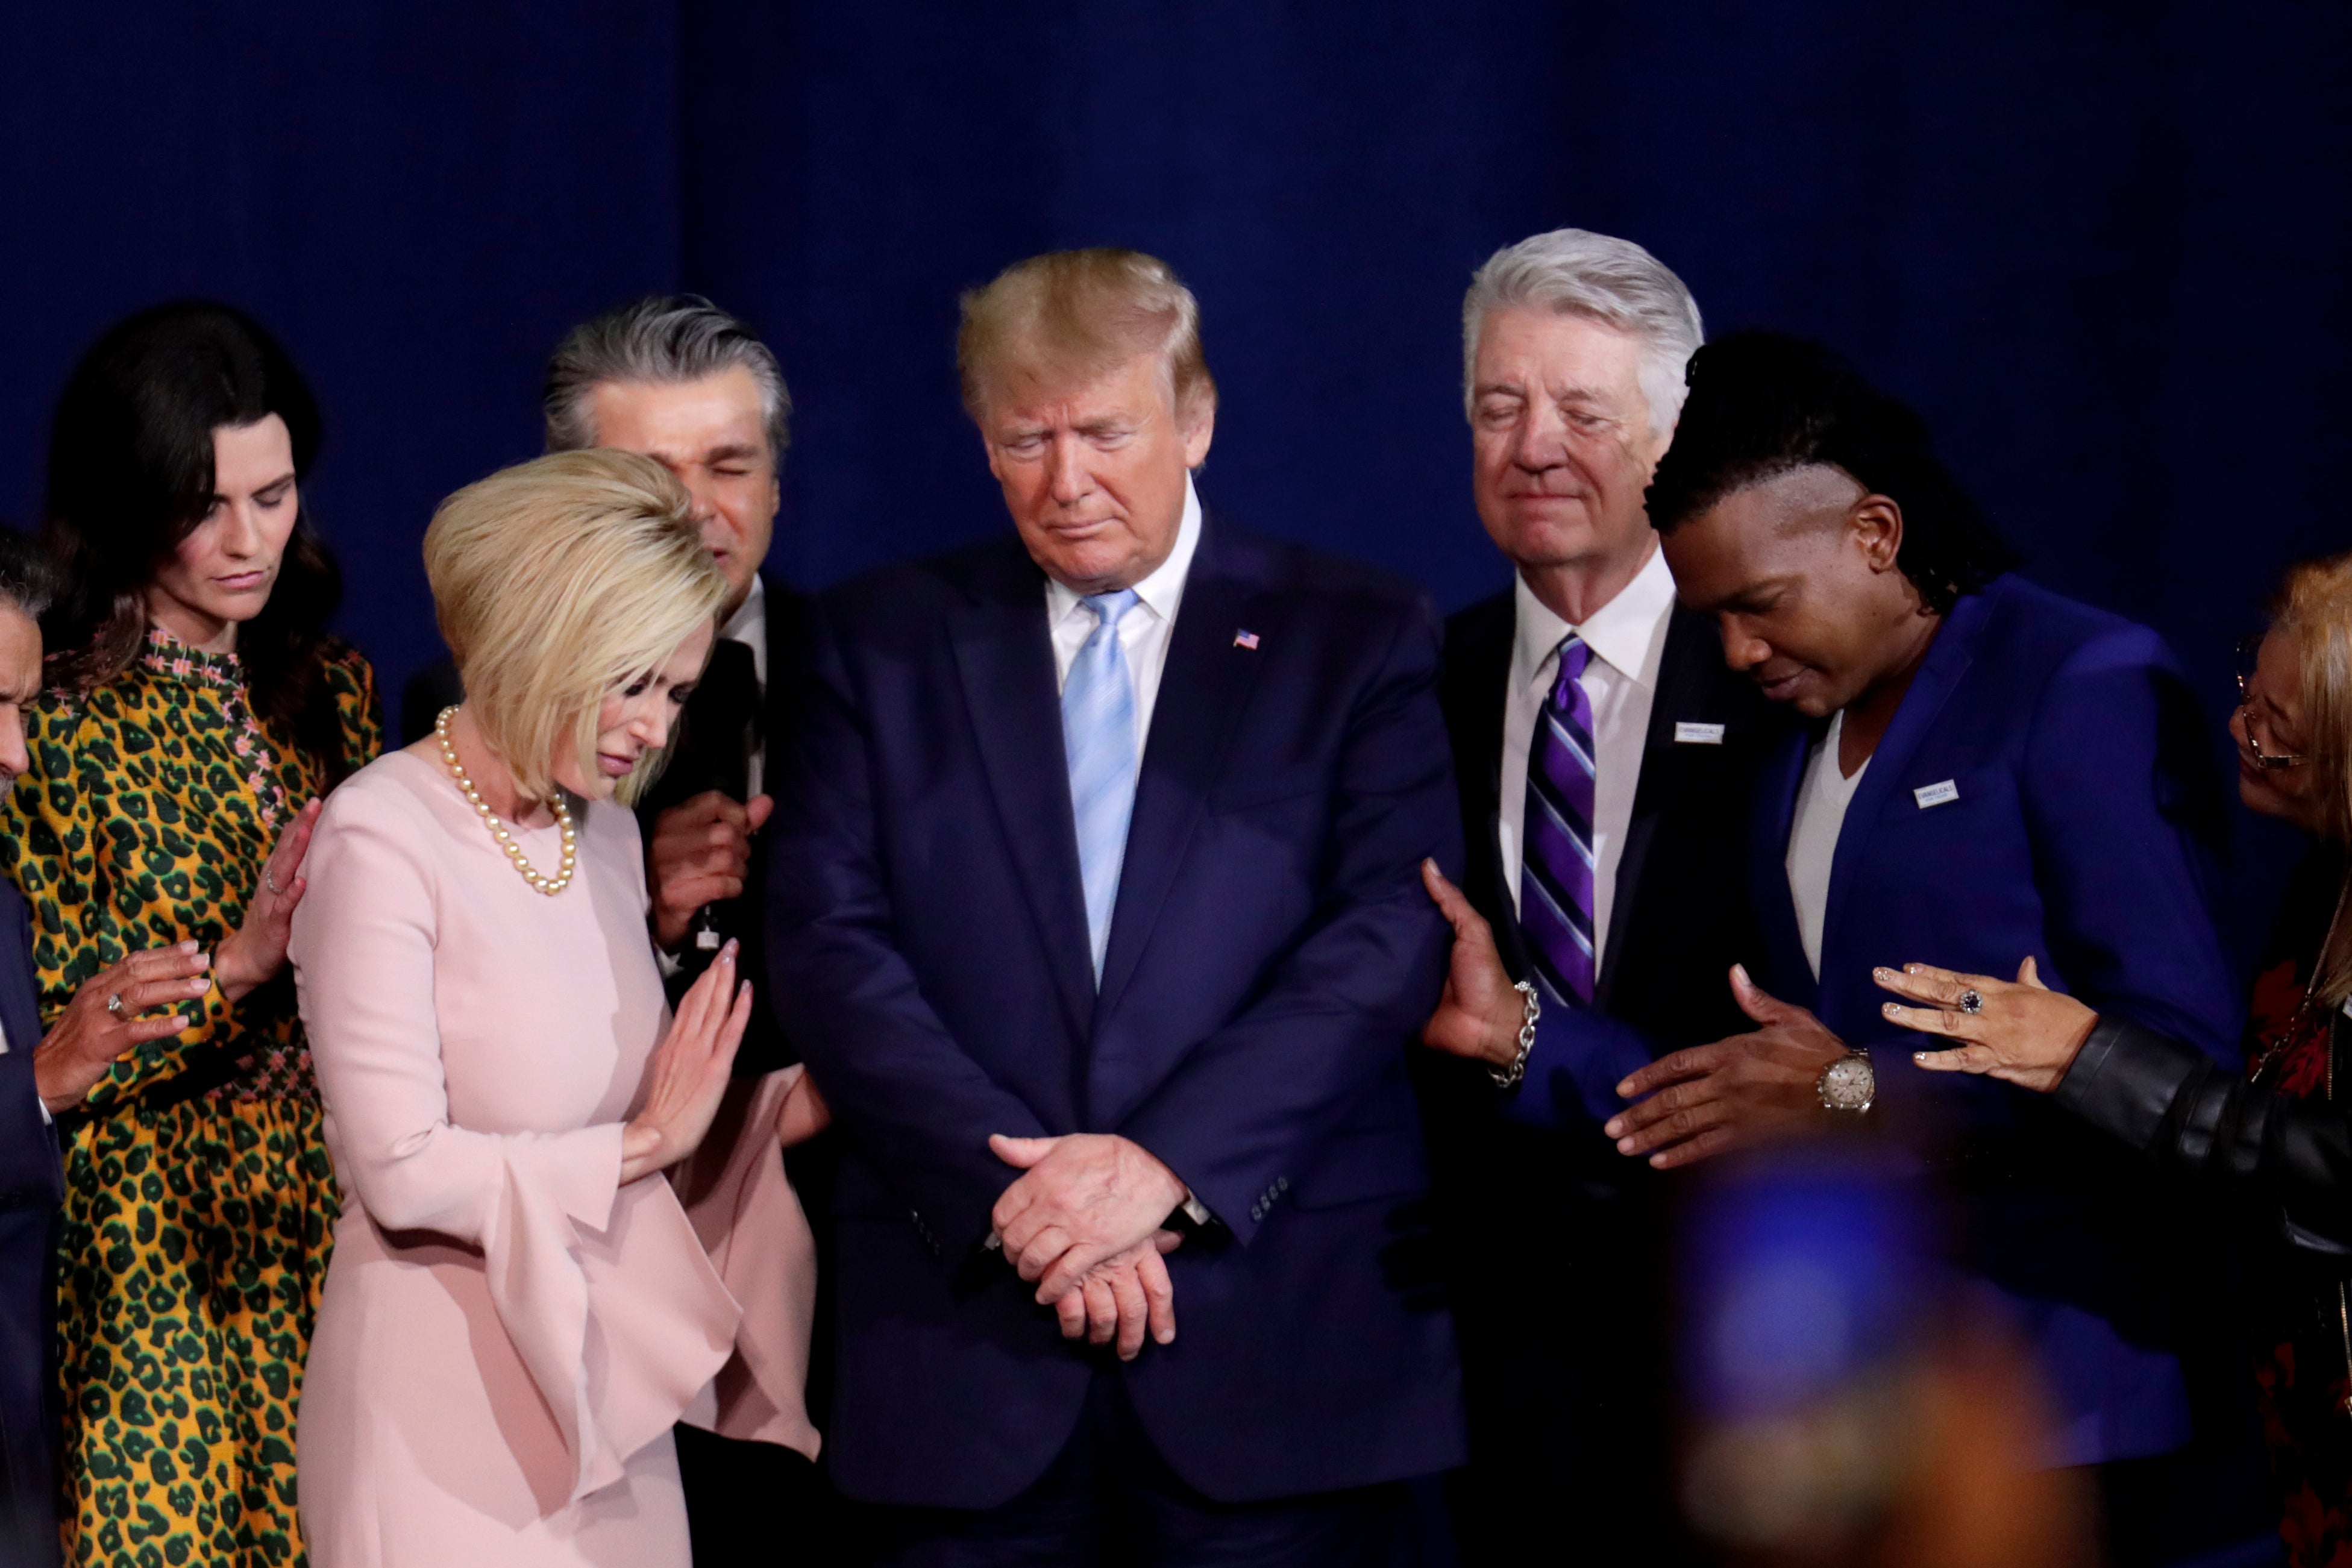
[423,448,726,806]
[956,247,1215,424]
[2268,552,2352,1006]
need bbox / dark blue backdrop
[4,1,2347,950]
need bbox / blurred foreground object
[1679,1148,2091,1567]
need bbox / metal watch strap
[1490,979,1540,1090]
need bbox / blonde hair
[2271,552,2352,1005]
[422,449,726,806]
[956,248,1215,422]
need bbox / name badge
[1673,721,1725,745]
[1913,779,1960,809]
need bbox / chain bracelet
[1490,979,1540,1090]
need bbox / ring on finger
[265,870,283,895]
[1957,988,1984,1015]
[105,992,125,1018]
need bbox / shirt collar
[721,573,766,647]
[1046,472,1204,625]
[720,573,767,686]
[1512,539,1676,689]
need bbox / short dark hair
[1646,331,2017,613]
[0,528,58,624]
[42,301,354,780]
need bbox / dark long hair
[1646,331,2018,613]
[41,301,352,781]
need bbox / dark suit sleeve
[1116,596,1460,1244]
[1504,1009,1658,1131]
[2021,629,2239,1061]
[768,609,1053,1256]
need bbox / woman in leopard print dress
[1,304,378,1567]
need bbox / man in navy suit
[0,533,208,1568]
[1408,230,1780,1566]
[1609,333,2259,1564]
[768,248,1464,1563]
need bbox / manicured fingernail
[721,939,739,958]
[1882,1002,1899,1014]
[180,939,198,953]
[1905,964,1922,974]
[1874,967,1893,979]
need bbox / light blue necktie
[1062,589,1142,980]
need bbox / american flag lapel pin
[1233,629,1261,650]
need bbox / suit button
[1276,1176,1288,1193]
[1250,1203,1264,1221]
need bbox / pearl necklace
[434,706,579,896]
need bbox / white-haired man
[1414,229,1786,1564]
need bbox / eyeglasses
[2236,668,2309,771]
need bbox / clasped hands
[987,1132,1186,1361]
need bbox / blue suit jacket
[0,882,61,1567]
[768,516,1467,1508]
[1748,574,2238,1466]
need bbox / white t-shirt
[1786,710,1869,980]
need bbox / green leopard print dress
[0,628,379,1567]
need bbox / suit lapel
[947,547,1099,1041]
[1596,607,1713,1008]
[1096,522,1274,1020]
[1816,589,1990,996]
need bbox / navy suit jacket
[0,882,61,1567]
[1439,594,1789,1131]
[768,515,1467,1508]
[1748,574,2238,1467]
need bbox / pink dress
[287,749,818,1567]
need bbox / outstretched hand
[621,941,753,1182]
[1875,957,2095,1094]
[216,798,321,1002]
[1604,965,1848,1168]
[1417,859,1526,1070]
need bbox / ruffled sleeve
[290,771,775,1503]
[673,1067,822,1458]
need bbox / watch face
[1820,1055,1875,1111]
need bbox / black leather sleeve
[2056,1016,2352,1255]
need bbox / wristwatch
[1815,1050,1875,1114]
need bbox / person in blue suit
[1606,331,2261,1564]
[0,532,206,1568]
[766,248,1464,1563]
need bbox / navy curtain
[4,1,2347,941]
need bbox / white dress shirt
[720,574,768,798]
[1038,477,1209,1227]
[1786,710,1869,979]
[1499,543,1677,971]
[1044,475,1204,744]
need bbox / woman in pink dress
[287,449,827,1566]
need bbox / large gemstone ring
[1957,989,1984,1015]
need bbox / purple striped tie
[1522,635,1596,1004]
